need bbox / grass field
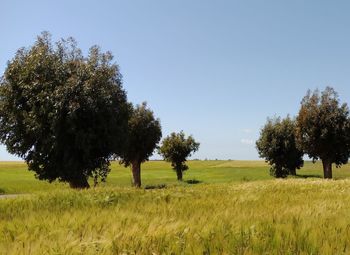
[2,160,350,194]
[2,160,350,254]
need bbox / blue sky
[2,0,350,160]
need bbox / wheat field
[1,161,350,254]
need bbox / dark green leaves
[159,131,200,173]
[0,32,130,188]
[120,102,162,167]
[296,87,350,167]
[256,116,303,178]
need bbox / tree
[0,32,130,188]
[119,102,162,187]
[256,116,304,178]
[295,87,350,179]
[158,131,200,181]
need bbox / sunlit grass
[1,160,350,194]
[2,160,350,254]
[1,179,350,254]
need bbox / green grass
[2,160,350,254]
[1,160,350,194]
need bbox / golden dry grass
[1,179,350,254]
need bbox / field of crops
[2,160,350,254]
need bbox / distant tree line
[0,32,199,188]
[257,87,350,179]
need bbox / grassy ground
[1,160,350,254]
[1,160,350,194]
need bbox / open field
[2,161,350,254]
[2,160,350,194]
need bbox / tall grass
[2,179,350,254]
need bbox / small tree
[0,32,130,188]
[295,87,350,179]
[158,131,199,181]
[256,116,304,178]
[119,102,162,187]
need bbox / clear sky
[1,0,350,160]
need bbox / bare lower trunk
[272,165,284,178]
[322,159,332,179]
[289,167,296,176]
[69,178,90,189]
[131,161,141,187]
[176,169,183,181]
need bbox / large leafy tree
[296,87,350,179]
[0,32,130,188]
[158,131,199,181]
[120,102,162,187]
[256,116,304,178]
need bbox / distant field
[1,160,350,194]
[2,161,350,254]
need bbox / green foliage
[296,87,350,178]
[158,131,199,180]
[0,32,130,188]
[120,102,162,166]
[119,102,162,187]
[256,116,304,178]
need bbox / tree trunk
[274,165,283,178]
[69,178,90,189]
[176,169,183,181]
[131,160,141,187]
[289,167,296,176]
[322,159,333,179]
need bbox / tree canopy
[158,131,199,181]
[0,32,130,188]
[119,102,162,187]
[295,87,350,178]
[256,116,304,178]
